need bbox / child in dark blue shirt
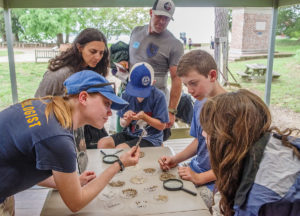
[98,62,169,148]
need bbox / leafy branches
[1,8,149,43]
[277,5,300,39]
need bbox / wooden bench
[272,71,281,79]
[237,71,251,79]
[192,43,201,47]
[35,49,60,62]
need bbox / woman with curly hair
[200,89,300,216]
[35,28,110,148]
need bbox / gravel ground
[270,105,300,136]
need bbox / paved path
[0,46,214,63]
[0,48,50,63]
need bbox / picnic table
[237,63,280,80]
[41,147,211,216]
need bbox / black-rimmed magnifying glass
[163,179,197,196]
[100,149,123,164]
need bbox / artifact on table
[160,172,176,181]
[121,188,138,199]
[109,180,125,187]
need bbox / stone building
[229,8,272,60]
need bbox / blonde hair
[21,96,73,129]
[44,96,73,129]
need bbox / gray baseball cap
[152,0,175,20]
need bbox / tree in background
[0,8,149,46]
[78,8,149,40]
[0,9,24,42]
[17,8,81,46]
[214,7,229,83]
[277,4,300,39]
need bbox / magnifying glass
[101,150,120,164]
[163,179,197,196]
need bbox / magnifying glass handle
[114,149,123,155]
[181,187,197,196]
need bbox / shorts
[111,132,153,147]
[196,185,213,209]
[0,196,15,216]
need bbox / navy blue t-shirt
[0,100,76,203]
[117,86,169,146]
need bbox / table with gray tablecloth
[41,147,211,216]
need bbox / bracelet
[168,108,177,115]
[116,159,125,172]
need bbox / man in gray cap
[128,0,184,139]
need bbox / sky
[109,7,215,44]
[168,7,215,43]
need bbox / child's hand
[123,110,136,122]
[178,166,198,184]
[132,111,145,120]
[158,156,177,171]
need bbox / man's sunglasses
[83,82,116,94]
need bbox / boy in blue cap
[98,62,169,148]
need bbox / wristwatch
[168,108,177,115]
[116,158,125,172]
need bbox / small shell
[160,172,176,181]
[109,180,125,187]
[121,188,138,199]
[130,176,146,184]
[139,151,145,158]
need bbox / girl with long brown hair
[200,89,300,216]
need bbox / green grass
[228,56,300,112]
[0,62,47,110]
[0,50,24,56]
[275,38,300,53]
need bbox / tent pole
[264,0,278,106]
[4,4,18,104]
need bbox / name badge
[133,41,140,49]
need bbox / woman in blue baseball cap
[0,70,139,214]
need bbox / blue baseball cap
[63,70,128,110]
[126,62,154,98]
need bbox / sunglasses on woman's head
[83,82,116,94]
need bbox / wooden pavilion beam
[278,0,300,6]
[3,0,274,9]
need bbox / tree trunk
[56,33,64,47]
[2,34,6,42]
[13,33,19,42]
[65,33,69,43]
[214,7,229,84]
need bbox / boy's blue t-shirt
[189,99,215,191]
[117,86,169,146]
[0,100,76,203]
